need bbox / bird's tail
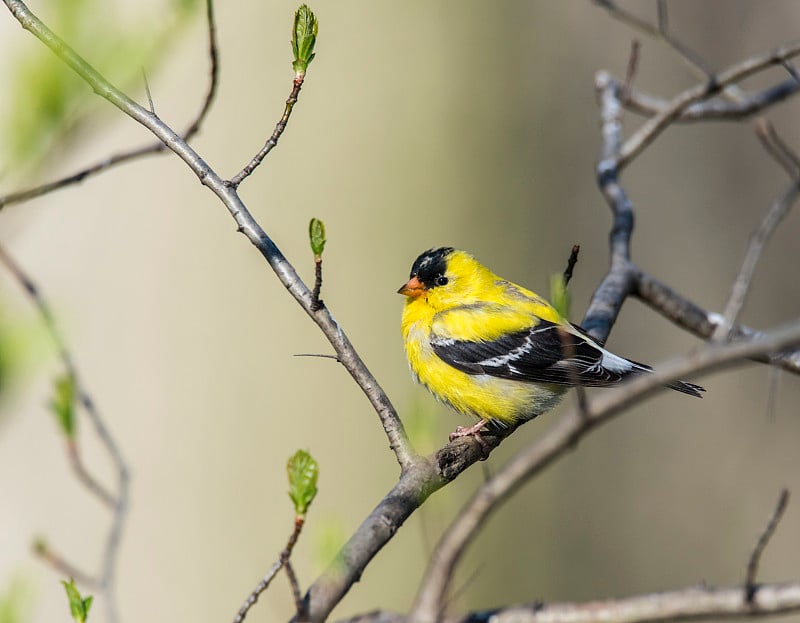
[665,379,705,398]
[630,362,705,398]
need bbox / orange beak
[397,275,426,298]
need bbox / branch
[338,582,800,623]
[2,0,415,472]
[409,320,800,623]
[234,517,306,623]
[621,78,800,121]
[0,0,219,210]
[0,243,130,623]
[617,40,800,169]
[227,76,305,188]
[302,425,515,622]
[745,489,790,603]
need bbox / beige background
[1,2,800,622]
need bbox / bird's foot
[449,419,490,459]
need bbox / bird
[398,247,704,449]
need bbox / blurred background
[1,1,799,622]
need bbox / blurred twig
[0,0,219,210]
[0,243,129,623]
[745,489,790,603]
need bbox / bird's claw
[449,420,491,459]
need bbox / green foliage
[287,449,319,516]
[0,575,33,623]
[292,5,318,76]
[2,0,201,172]
[549,273,571,319]
[61,579,92,623]
[49,375,76,438]
[308,218,326,258]
[312,515,347,572]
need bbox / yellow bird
[398,247,703,446]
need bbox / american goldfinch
[398,247,704,445]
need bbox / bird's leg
[449,419,490,458]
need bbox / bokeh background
[1,1,799,622]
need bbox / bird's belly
[405,326,565,425]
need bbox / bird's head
[398,247,497,310]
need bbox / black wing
[431,320,634,387]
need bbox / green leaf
[61,579,92,623]
[308,218,326,258]
[287,449,319,516]
[292,5,318,76]
[49,375,76,438]
[549,273,571,319]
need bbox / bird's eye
[434,275,449,287]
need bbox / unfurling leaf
[287,449,319,516]
[292,5,318,76]
[49,375,76,438]
[309,218,326,258]
[549,273,571,319]
[61,579,93,623]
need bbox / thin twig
[284,560,306,621]
[0,0,219,210]
[618,40,800,169]
[0,243,129,623]
[562,245,580,286]
[66,440,116,509]
[228,76,305,188]
[713,123,800,341]
[33,541,98,589]
[755,119,800,178]
[233,561,283,623]
[712,181,800,341]
[745,489,790,604]
[142,69,155,114]
[311,257,324,311]
[635,270,800,375]
[234,517,306,623]
[409,321,800,623]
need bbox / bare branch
[0,0,220,210]
[228,76,305,188]
[339,582,800,623]
[713,180,800,341]
[756,119,800,179]
[33,540,98,589]
[66,440,116,509]
[410,321,800,623]
[745,489,790,603]
[0,243,129,623]
[2,0,415,472]
[635,270,800,375]
[562,245,580,286]
[235,517,307,623]
[619,41,800,169]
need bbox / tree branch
[618,40,800,169]
[409,321,800,623]
[338,582,800,623]
[2,0,415,472]
[0,243,129,623]
[0,0,219,210]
